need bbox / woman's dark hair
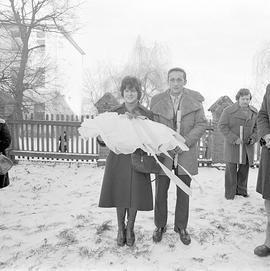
[167,67,187,81]
[120,76,142,100]
[235,88,252,101]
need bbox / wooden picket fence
[7,114,99,162]
[7,114,260,167]
[6,114,216,165]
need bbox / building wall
[0,24,84,115]
[45,31,84,115]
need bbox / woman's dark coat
[98,103,154,211]
[0,119,12,188]
[218,103,258,164]
[257,84,270,200]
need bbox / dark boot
[116,207,126,246]
[126,208,137,246]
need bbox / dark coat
[0,119,12,189]
[218,103,258,164]
[256,84,270,200]
[150,88,207,175]
[98,103,154,211]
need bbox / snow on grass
[0,162,269,270]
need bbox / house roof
[208,95,233,112]
[95,92,119,113]
[24,90,74,115]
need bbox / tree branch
[28,44,45,52]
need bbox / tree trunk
[14,34,29,120]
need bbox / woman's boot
[116,207,126,246]
[126,208,137,246]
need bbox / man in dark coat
[150,67,207,245]
[0,118,12,189]
[254,84,270,257]
[218,88,257,199]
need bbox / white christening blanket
[79,112,188,154]
[79,112,200,196]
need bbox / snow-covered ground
[0,162,269,271]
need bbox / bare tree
[83,37,170,108]
[0,0,82,119]
[123,36,170,107]
[83,65,122,106]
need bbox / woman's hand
[125,112,147,120]
[97,135,106,146]
[125,112,136,119]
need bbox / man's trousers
[264,199,270,248]
[225,162,249,199]
[154,174,191,231]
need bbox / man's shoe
[178,229,191,245]
[153,227,166,243]
[236,192,249,198]
[254,245,270,257]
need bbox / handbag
[0,153,13,175]
[131,151,163,174]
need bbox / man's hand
[264,134,270,141]
[266,141,270,148]
[172,146,183,156]
[235,138,242,145]
[263,134,270,148]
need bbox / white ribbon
[132,117,204,197]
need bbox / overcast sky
[74,0,270,111]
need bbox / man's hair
[167,67,187,81]
[120,76,142,100]
[235,88,252,101]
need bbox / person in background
[254,84,270,257]
[150,67,207,245]
[58,131,68,152]
[98,76,153,247]
[218,88,257,200]
[0,117,12,189]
